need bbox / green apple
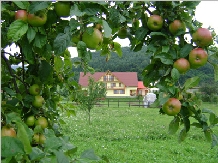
[192,28,213,47]
[25,115,35,127]
[32,95,44,108]
[29,84,40,96]
[169,20,186,35]
[147,15,163,31]
[173,58,190,74]
[188,48,208,69]
[82,27,103,50]
[35,117,48,129]
[162,98,181,116]
[33,133,46,144]
[54,1,71,17]
[15,10,28,22]
[27,11,47,27]
[117,27,128,39]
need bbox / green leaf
[28,1,51,14]
[150,32,167,38]
[168,116,180,134]
[183,76,200,91]
[77,41,87,58]
[33,33,47,48]
[135,27,148,41]
[180,44,193,58]
[154,53,173,65]
[102,20,112,38]
[162,45,170,53]
[70,4,86,17]
[209,113,218,125]
[27,27,36,43]
[211,134,218,148]
[54,56,64,72]
[80,149,101,161]
[1,137,25,157]
[204,129,212,142]
[39,60,53,83]
[16,122,32,154]
[178,128,187,143]
[29,147,45,161]
[54,33,71,55]
[5,112,22,124]
[13,1,30,9]
[69,18,80,31]
[211,63,218,82]
[171,68,180,81]
[113,42,122,57]
[55,150,70,163]
[191,122,202,128]
[7,20,28,42]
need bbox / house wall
[105,87,137,97]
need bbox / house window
[111,83,116,88]
[114,89,125,94]
[119,83,122,87]
[103,75,114,81]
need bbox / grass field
[61,103,218,163]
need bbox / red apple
[15,10,28,22]
[173,58,190,74]
[169,20,186,35]
[27,11,47,27]
[192,28,213,47]
[189,48,208,69]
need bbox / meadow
[61,102,218,163]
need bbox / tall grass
[61,103,218,163]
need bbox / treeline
[71,46,216,86]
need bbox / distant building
[79,70,150,97]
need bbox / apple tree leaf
[7,20,28,42]
[33,33,47,48]
[53,33,71,56]
[212,134,218,148]
[162,45,170,53]
[178,128,187,143]
[70,4,86,17]
[80,149,101,161]
[29,147,45,161]
[13,1,30,10]
[179,44,193,58]
[28,1,51,14]
[102,20,112,38]
[39,60,53,83]
[20,36,34,64]
[54,56,64,72]
[16,121,32,154]
[168,116,180,135]
[211,63,218,82]
[27,27,36,43]
[135,27,148,41]
[55,150,70,163]
[171,68,180,81]
[1,137,25,157]
[113,42,122,57]
[183,76,200,91]
[154,53,173,65]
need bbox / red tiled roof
[138,81,147,89]
[79,72,138,87]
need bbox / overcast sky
[5,1,218,58]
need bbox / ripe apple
[29,84,40,96]
[1,126,16,137]
[173,58,190,74]
[32,95,45,108]
[117,27,128,39]
[25,115,35,127]
[27,11,47,27]
[54,1,71,17]
[169,20,186,35]
[188,48,208,69]
[82,28,103,50]
[15,10,28,22]
[147,15,163,31]
[33,133,46,144]
[35,117,48,129]
[192,28,213,47]
[162,98,181,116]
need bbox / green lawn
[61,103,218,163]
